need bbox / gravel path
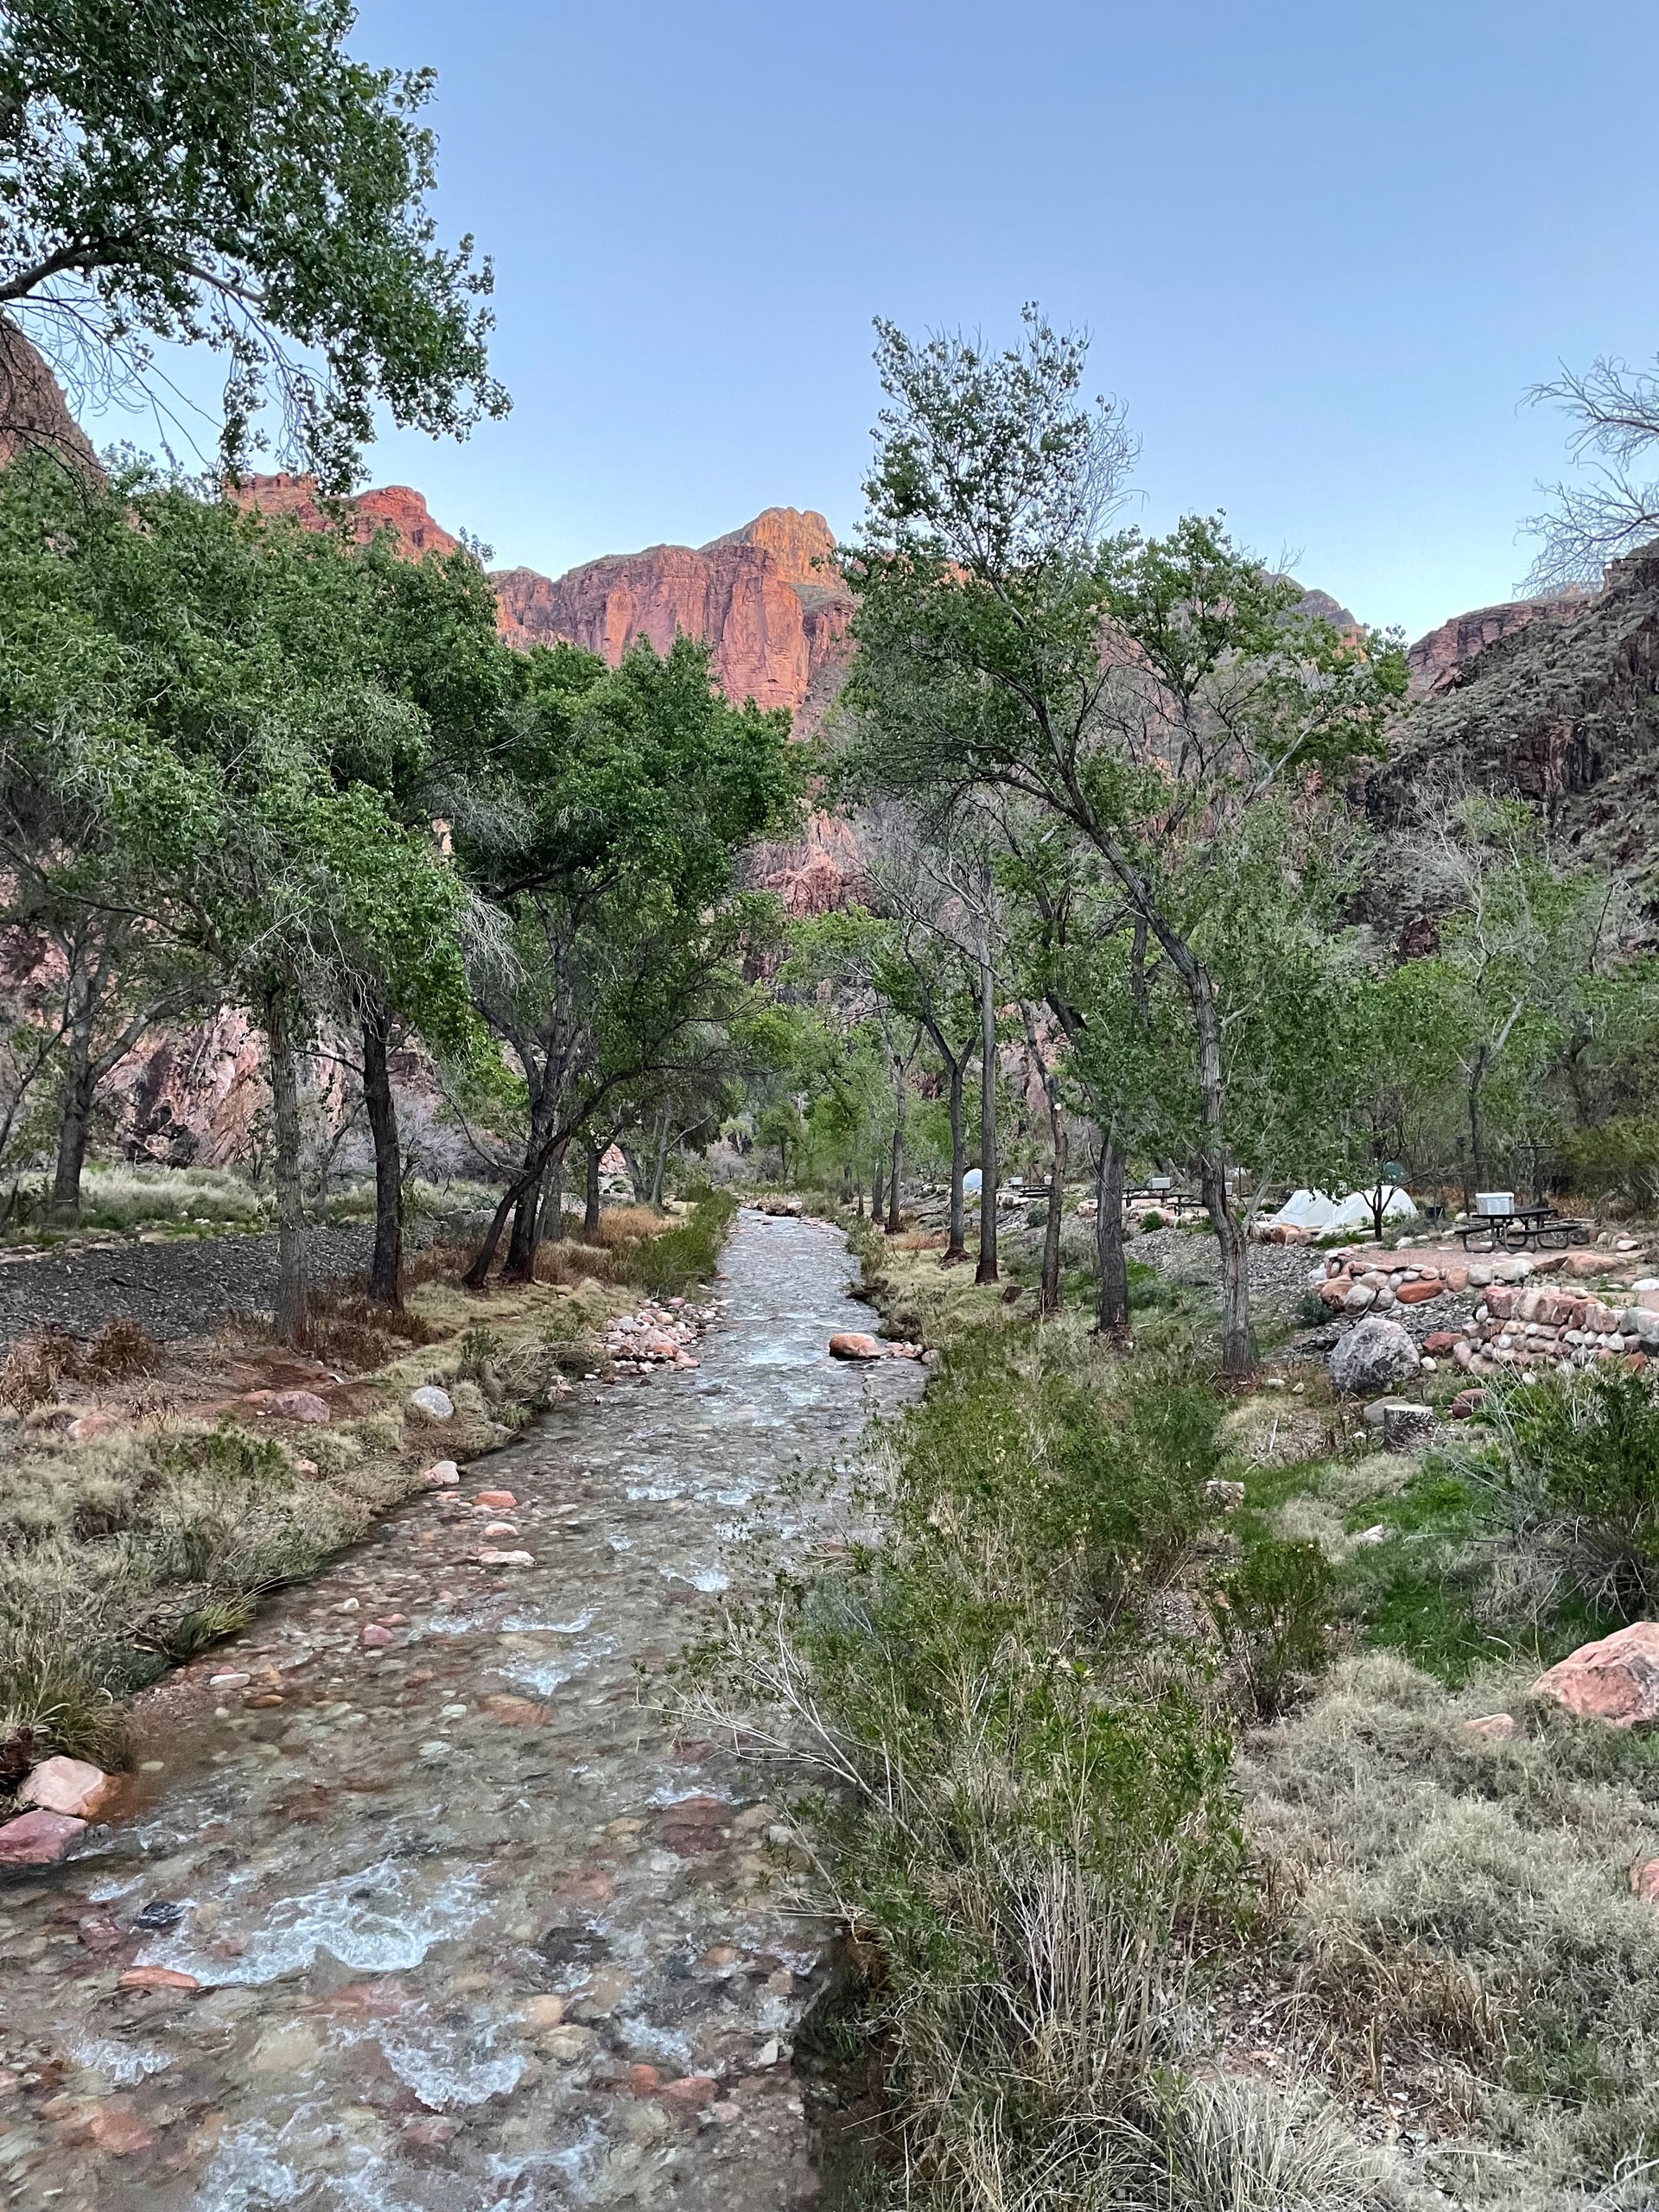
[0,1226,385,1346]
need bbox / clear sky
[99,0,1659,641]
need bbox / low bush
[630,1188,737,1297]
[1472,1367,1659,1621]
[0,1319,164,1410]
[678,1329,1303,2209]
[1213,1537,1338,1719]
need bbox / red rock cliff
[491,507,853,720]
[232,473,467,561]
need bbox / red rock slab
[0,1809,86,1865]
[18,1755,118,1821]
[1632,1857,1659,1904]
[118,1965,201,1993]
[828,1332,883,1361]
[660,2074,719,2110]
[1395,1278,1444,1305]
[1422,1332,1459,1355]
[73,2102,157,2156]
[474,1490,517,1510]
[480,1694,545,1726]
[1532,1621,1659,1726]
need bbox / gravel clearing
[0,1224,385,1346]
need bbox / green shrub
[1215,1536,1338,1719]
[680,1330,1248,2208]
[631,1189,737,1296]
[1477,1368,1659,1620]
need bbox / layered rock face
[492,506,853,720]
[0,315,100,476]
[231,474,467,561]
[1376,547,1659,875]
[1406,592,1591,696]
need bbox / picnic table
[1453,1204,1591,1254]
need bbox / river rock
[475,1490,517,1509]
[117,1965,201,1993]
[271,1389,331,1423]
[1465,1713,1517,1743]
[422,1459,461,1487]
[829,1332,884,1361]
[478,1548,534,1567]
[409,1385,454,1421]
[1330,1318,1421,1395]
[1532,1621,1659,1726]
[359,1623,393,1649]
[17,1756,118,1821]
[0,1808,86,1865]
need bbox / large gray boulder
[1331,1317,1421,1396]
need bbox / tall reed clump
[682,1329,1392,2211]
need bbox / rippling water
[0,1211,921,2211]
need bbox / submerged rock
[0,1808,86,1865]
[828,1332,883,1361]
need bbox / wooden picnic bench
[1454,1205,1592,1254]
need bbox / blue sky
[97,0,1659,640]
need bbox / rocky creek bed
[0,1211,923,2211]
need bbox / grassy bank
[687,1204,1659,2210]
[0,1191,736,1788]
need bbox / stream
[0,1211,922,2211]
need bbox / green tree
[450,633,804,1284]
[840,310,1407,1372]
[0,0,505,485]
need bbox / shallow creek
[0,1211,921,2211]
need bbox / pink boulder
[1532,1621,1659,1727]
[18,1755,118,1821]
[271,1389,330,1424]
[1395,1278,1444,1305]
[829,1332,884,1362]
[1632,1857,1659,1904]
[0,1808,86,1865]
[475,1490,516,1510]
[66,1410,121,1443]
[359,1623,393,1649]
[1463,1713,1517,1743]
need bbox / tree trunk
[1468,1058,1488,1193]
[872,1160,885,1223]
[650,1110,670,1210]
[1181,959,1253,1376]
[264,989,309,1345]
[1040,1116,1066,1316]
[1096,1138,1130,1337]
[943,1056,968,1263]
[536,1141,567,1250]
[975,953,999,1285]
[361,1002,403,1307]
[49,958,98,1218]
[584,1140,602,1236]
[886,1110,903,1235]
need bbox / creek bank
[0,1211,923,2212]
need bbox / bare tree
[1522,353,1659,589]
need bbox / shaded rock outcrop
[0,315,101,477]
[1406,591,1592,696]
[1374,545,1659,880]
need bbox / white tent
[1267,1185,1417,1234]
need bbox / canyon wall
[491,505,853,721]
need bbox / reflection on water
[0,1211,920,2211]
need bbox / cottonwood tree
[0,0,505,485]
[840,309,1407,1372]
[29,475,477,1339]
[449,633,803,1285]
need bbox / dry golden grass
[0,1319,165,1411]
